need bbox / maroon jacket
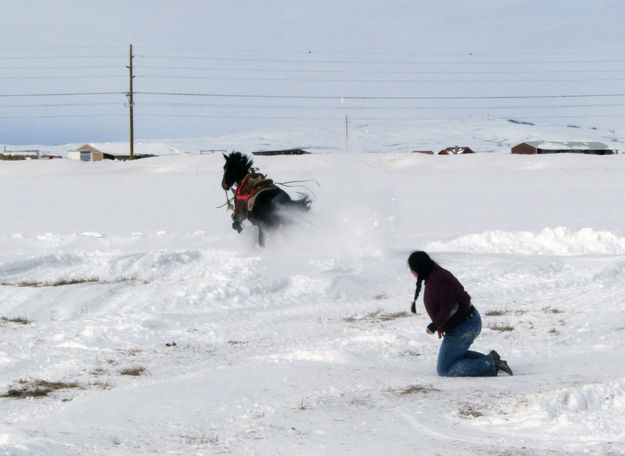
[423,267,472,332]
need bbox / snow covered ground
[1,120,625,455]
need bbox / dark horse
[221,151,311,246]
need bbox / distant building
[68,144,104,161]
[412,147,475,155]
[252,148,310,156]
[0,149,40,160]
[511,141,617,155]
[67,142,175,161]
[438,146,476,155]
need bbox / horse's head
[221,151,254,190]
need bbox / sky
[2,0,625,145]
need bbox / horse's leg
[258,226,266,247]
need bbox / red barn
[511,141,616,155]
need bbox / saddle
[234,173,278,215]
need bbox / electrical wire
[0,92,126,97]
[0,65,124,70]
[1,47,624,130]
[1,55,127,60]
[0,114,125,119]
[0,75,127,80]
[130,112,625,121]
[0,102,124,109]
[135,91,625,100]
[133,45,625,57]
[136,65,625,75]
[136,74,625,84]
[135,54,625,66]
[136,101,625,111]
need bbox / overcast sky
[2,0,625,145]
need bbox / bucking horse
[221,151,311,246]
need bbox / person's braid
[410,278,423,314]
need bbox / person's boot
[489,350,513,376]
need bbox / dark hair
[407,251,440,307]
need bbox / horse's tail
[289,192,312,211]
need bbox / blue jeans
[437,310,497,377]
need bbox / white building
[67,142,179,161]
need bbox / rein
[216,190,235,210]
[216,181,251,212]
[216,186,249,212]
[274,179,320,200]
[216,165,259,211]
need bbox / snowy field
[2,122,625,455]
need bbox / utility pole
[128,44,135,160]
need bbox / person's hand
[425,329,444,338]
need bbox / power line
[135,91,625,100]
[6,65,621,76]
[0,91,126,97]
[137,74,625,84]
[9,51,623,66]
[346,113,625,123]
[2,100,621,112]
[135,112,341,121]
[0,65,124,70]
[136,54,625,66]
[137,65,625,75]
[1,55,127,60]
[137,101,625,110]
[128,45,625,57]
[8,90,625,101]
[0,102,123,109]
[0,75,127,80]
[131,111,625,122]
[0,45,128,51]
[1,45,624,138]
[0,113,125,119]
[3,44,623,57]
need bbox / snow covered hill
[1,122,625,455]
[16,118,625,158]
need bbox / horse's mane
[227,151,254,174]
